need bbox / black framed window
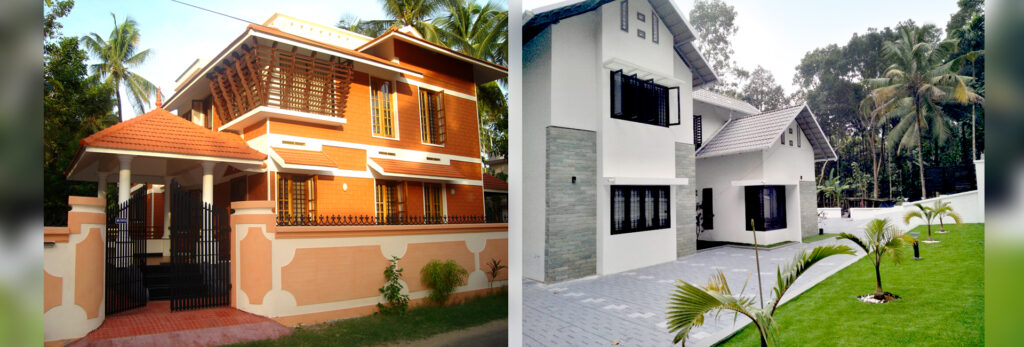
[612,185,671,234]
[620,0,628,32]
[744,185,787,231]
[610,70,680,127]
[652,11,659,43]
[693,115,703,149]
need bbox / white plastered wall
[695,120,815,245]
[522,23,553,281]
[43,206,105,341]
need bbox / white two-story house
[523,0,716,282]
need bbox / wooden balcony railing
[207,43,355,124]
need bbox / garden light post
[910,231,921,260]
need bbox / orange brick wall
[393,40,476,96]
[214,181,231,210]
[322,146,367,171]
[405,182,424,217]
[446,184,484,216]
[243,120,267,140]
[314,176,375,216]
[267,71,481,159]
[452,160,483,180]
[247,172,268,201]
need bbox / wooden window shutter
[436,91,446,144]
[419,89,429,143]
[397,182,407,218]
[307,176,317,218]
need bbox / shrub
[485,258,507,288]
[420,259,468,304]
[377,256,409,315]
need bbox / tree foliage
[81,14,160,121]
[44,1,118,225]
[837,218,910,298]
[741,66,789,111]
[689,0,747,93]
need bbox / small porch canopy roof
[524,0,717,88]
[483,173,508,192]
[66,108,266,184]
[368,158,479,182]
[695,104,838,162]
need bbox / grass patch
[233,290,507,346]
[717,224,983,346]
[801,233,837,243]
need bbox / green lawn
[719,223,984,346]
[233,291,507,346]
[801,233,837,243]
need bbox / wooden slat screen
[206,39,355,124]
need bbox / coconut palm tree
[858,94,885,199]
[866,25,982,199]
[837,218,910,299]
[903,203,938,242]
[932,200,962,233]
[432,0,507,157]
[817,170,849,207]
[340,0,444,37]
[81,14,160,122]
[666,244,854,346]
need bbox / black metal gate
[168,180,231,311]
[105,188,148,315]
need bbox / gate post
[43,196,106,343]
[229,201,275,313]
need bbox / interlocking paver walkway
[524,218,869,347]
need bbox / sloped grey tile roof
[693,89,761,115]
[696,104,837,161]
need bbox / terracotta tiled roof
[79,108,266,161]
[272,147,338,167]
[482,173,507,191]
[370,158,472,179]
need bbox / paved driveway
[524,219,868,347]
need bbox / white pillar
[163,176,172,238]
[201,161,215,242]
[201,162,215,205]
[118,155,133,204]
[97,172,108,198]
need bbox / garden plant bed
[716,224,983,346]
[857,292,901,304]
[232,290,508,346]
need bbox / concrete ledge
[275,223,508,239]
[44,227,70,243]
[68,196,105,207]
[231,200,275,210]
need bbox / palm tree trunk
[915,105,927,200]
[927,223,933,241]
[871,142,880,199]
[874,261,884,298]
[115,81,124,122]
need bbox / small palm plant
[837,218,911,301]
[666,244,854,346]
[932,200,962,233]
[903,203,938,242]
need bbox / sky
[57,0,394,119]
[524,0,960,94]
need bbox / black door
[105,188,148,315]
[701,188,714,230]
[168,180,231,311]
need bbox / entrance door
[105,188,148,315]
[701,188,714,230]
[168,180,231,311]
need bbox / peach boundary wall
[230,201,509,326]
[44,196,106,342]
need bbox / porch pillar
[163,176,172,237]
[97,172,108,198]
[201,161,215,242]
[201,162,215,205]
[117,155,133,204]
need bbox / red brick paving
[69,301,291,347]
